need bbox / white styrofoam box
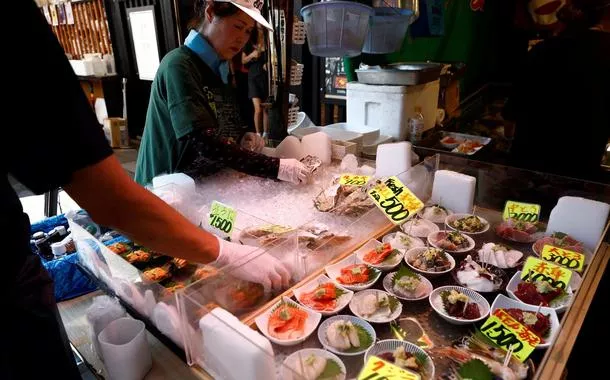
[275,136,304,160]
[325,122,380,145]
[331,141,358,160]
[200,308,276,380]
[546,196,610,250]
[362,134,393,157]
[69,59,95,76]
[375,142,412,177]
[302,132,332,164]
[291,126,364,148]
[431,170,476,214]
[347,80,440,141]
[152,173,196,194]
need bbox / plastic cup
[98,318,152,380]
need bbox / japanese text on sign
[502,201,541,222]
[480,309,540,362]
[339,174,371,187]
[208,201,237,235]
[358,356,421,380]
[541,245,585,273]
[368,176,424,225]
[521,256,573,290]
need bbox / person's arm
[241,49,260,65]
[63,155,220,263]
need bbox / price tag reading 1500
[368,176,424,225]
[358,356,421,380]
[208,201,236,235]
[480,308,540,362]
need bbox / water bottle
[408,106,425,144]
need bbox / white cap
[51,242,67,257]
[215,0,273,31]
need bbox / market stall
[70,151,609,380]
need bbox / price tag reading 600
[368,176,424,225]
[358,356,421,380]
[208,201,237,235]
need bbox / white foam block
[301,132,332,164]
[546,196,610,250]
[375,142,412,177]
[431,170,476,214]
[275,136,303,160]
[200,308,276,380]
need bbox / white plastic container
[347,80,440,141]
[291,126,364,153]
[98,318,152,380]
[324,122,380,145]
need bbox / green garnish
[393,265,418,287]
[383,249,401,263]
[279,309,292,321]
[351,267,362,275]
[314,288,327,298]
[343,324,373,353]
[458,359,493,380]
[318,359,343,379]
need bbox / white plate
[364,339,435,380]
[445,214,490,235]
[325,253,382,291]
[349,290,402,324]
[254,297,321,346]
[404,247,456,278]
[490,294,560,349]
[531,239,593,266]
[318,315,376,356]
[400,219,440,238]
[506,271,573,314]
[429,286,490,325]
[427,231,476,254]
[383,271,433,301]
[382,232,425,251]
[355,239,405,271]
[293,274,354,316]
[418,205,454,224]
[281,348,347,380]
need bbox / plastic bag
[86,295,126,359]
[151,178,205,226]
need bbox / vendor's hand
[240,132,265,153]
[277,158,309,184]
[252,49,261,59]
[213,237,291,292]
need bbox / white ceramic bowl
[427,231,476,254]
[445,214,490,235]
[417,206,454,224]
[355,239,405,271]
[293,274,354,316]
[429,286,490,325]
[281,348,347,380]
[505,271,573,314]
[382,231,425,251]
[254,297,321,346]
[490,294,560,349]
[400,219,440,238]
[349,289,402,323]
[364,339,435,380]
[404,247,456,278]
[325,253,382,291]
[318,315,376,356]
[382,271,433,301]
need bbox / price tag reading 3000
[208,201,237,235]
[368,176,424,225]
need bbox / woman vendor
[135,0,307,186]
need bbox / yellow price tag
[502,201,541,222]
[339,174,371,187]
[541,245,585,273]
[368,176,424,225]
[480,308,540,362]
[521,256,573,290]
[358,356,421,380]
[208,201,237,235]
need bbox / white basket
[293,20,307,45]
[288,106,300,127]
[290,62,304,86]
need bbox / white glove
[278,158,309,184]
[240,132,265,153]
[212,237,291,292]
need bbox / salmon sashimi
[363,243,394,264]
[300,283,340,311]
[268,304,308,340]
[337,264,370,285]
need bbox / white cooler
[346,80,440,141]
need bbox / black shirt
[505,29,610,181]
[4,1,113,279]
